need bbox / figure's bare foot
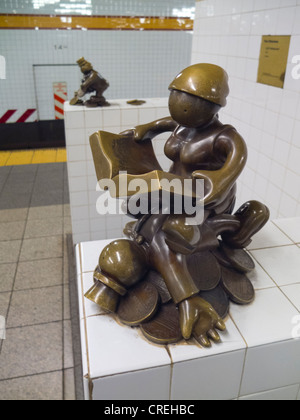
[179,296,226,347]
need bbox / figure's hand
[192,170,227,208]
[120,124,151,143]
[77,88,85,98]
[179,296,226,347]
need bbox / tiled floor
[0,163,77,400]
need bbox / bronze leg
[149,230,199,304]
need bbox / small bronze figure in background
[86,64,270,347]
[70,57,110,107]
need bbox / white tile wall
[65,99,171,244]
[0,0,194,122]
[192,0,300,219]
[0,0,196,17]
[75,216,300,400]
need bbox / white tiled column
[75,217,300,401]
[65,99,170,244]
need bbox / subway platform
[0,161,78,400]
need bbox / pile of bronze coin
[87,241,255,346]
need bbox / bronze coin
[200,285,229,319]
[145,271,172,304]
[220,242,255,273]
[127,100,146,106]
[212,247,232,268]
[117,281,159,326]
[141,303,182,345]
[221,266,255,305]
[187,251,221,291]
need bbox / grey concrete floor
[0,163,77,400]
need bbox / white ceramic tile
[84,109,103,127]
[230,288,299,347]
[280,89,299,119]
[251,245,300,286]
[139,108,157,125]
[247,222,293,250]
[72,219,90,235]
[280,193,298,218]
[90,231,107,241]
[280,283,300,312]
[91,365,171,400]
[71,205,89,221]
[275,6,296,35]
[292,120,300,148]
[69,177,89,194]
[67,161,87,178]
[168,318,246,364]
[171,349,245,400]
[86,315,171,379]
[102,109,121,128]
[247,261,276,289]
[80,318,89,377]
[287,145,300,176]
[67,145,86,162]
[239,384,300,400]
[240,339,300,396]
[70,191,89,208]
[65,128,86,146]
[277,114,295,143]
[65,110,85,129]
[273,218,300,243]
[121,108,139,127]
[76,274,85,322]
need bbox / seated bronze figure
[85,64,270,347]
[70,57,110,108]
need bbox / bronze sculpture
[70,57,110,107]
[85,64,270,347]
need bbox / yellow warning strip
[56,148,67,163]
[6,151,34,166]
[0,148,67,167]
[0,14,193,31]
[0,151,11,166]
[31,149,57,164]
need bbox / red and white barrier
[53,82,67,120]
[0,109,37,124]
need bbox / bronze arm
[192,128,248,208]
[80,71,98,93]
[122,117,178,143]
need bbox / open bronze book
[90,131,198,199]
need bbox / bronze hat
[169,63,230,107]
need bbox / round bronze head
[169,63,230,107]
[168,90,221,128]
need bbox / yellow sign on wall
[257,35,291,89]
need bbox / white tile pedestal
[75,218,300,401]
[64,99,171,245]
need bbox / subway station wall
[0,0,195,123]
[192,0,300,219]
